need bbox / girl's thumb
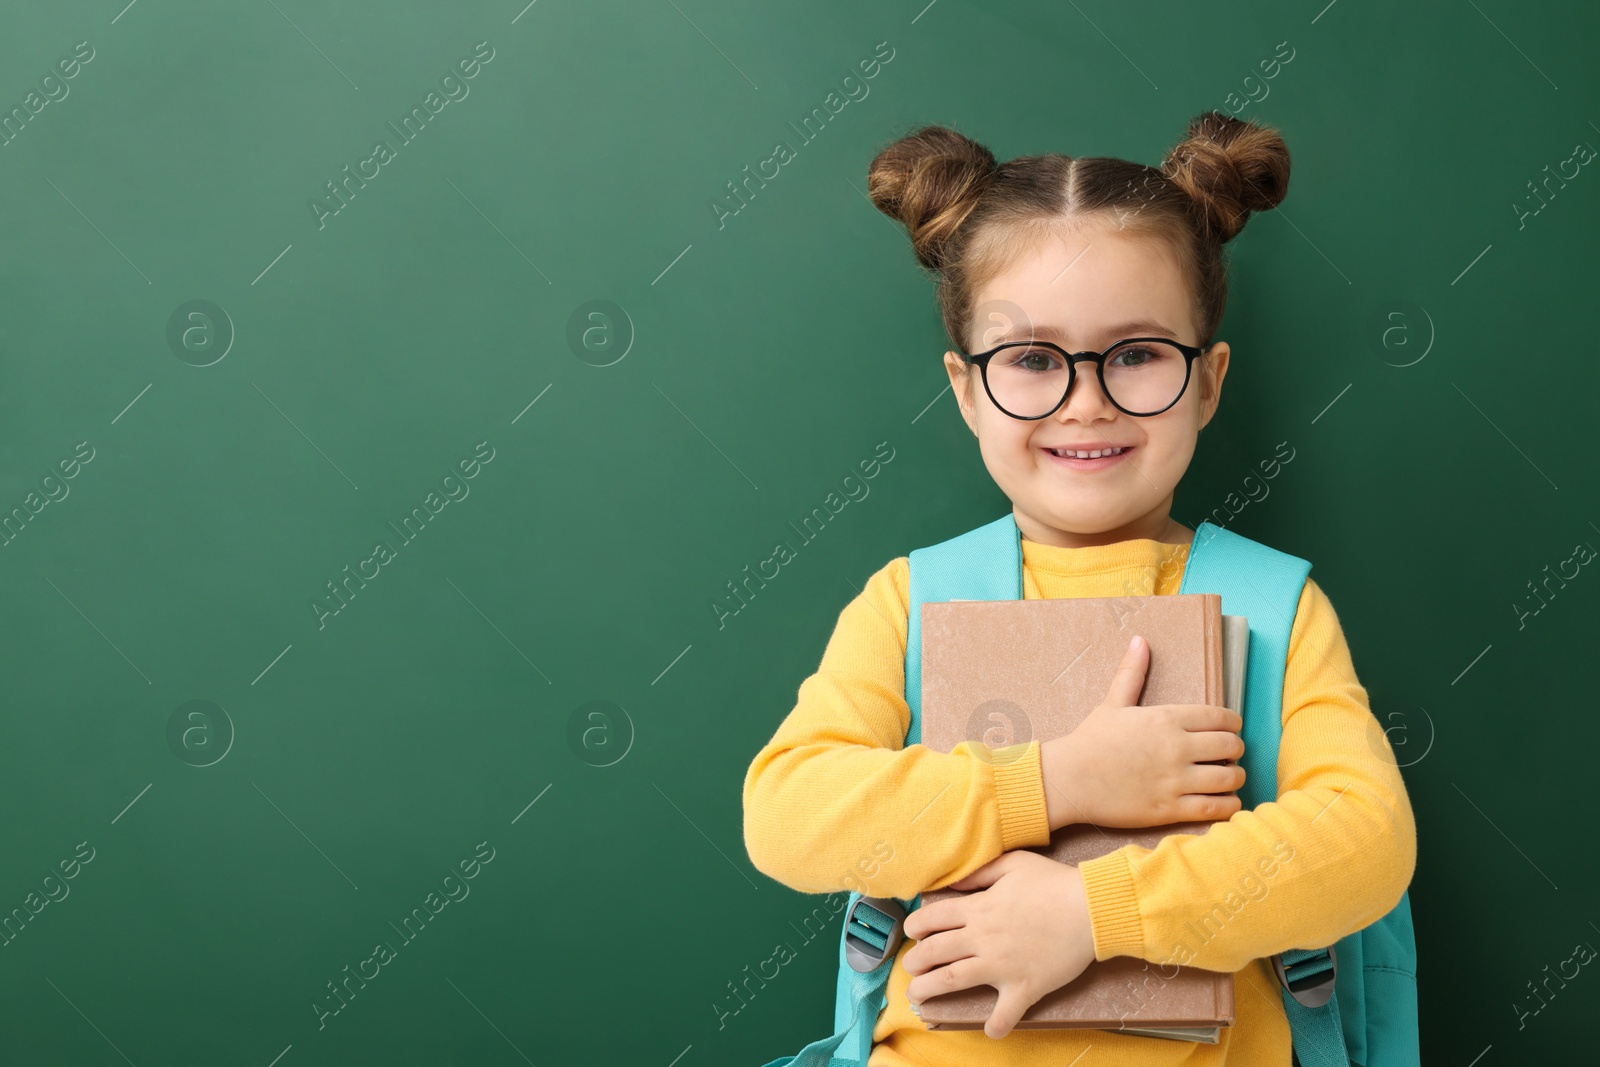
[1104,634,1150,709]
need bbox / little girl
[743,111,1416,1067]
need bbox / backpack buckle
[1272,946,1338,1008]
[844,896,906,973]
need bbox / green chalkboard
[0,0,1594,1063]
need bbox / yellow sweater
[742,533,1417,1066]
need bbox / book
[914,594,1249,1042]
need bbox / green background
[0,0,1594,1063]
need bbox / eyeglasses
[958,336,1209,420]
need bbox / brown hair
[866,111,1291,353]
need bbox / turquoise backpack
[759,513,1419,1067]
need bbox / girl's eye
[1110,344,1160,369]
[1000,346,1065,373]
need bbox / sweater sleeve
[1075,577,1418,974]
[742,557,1053,899]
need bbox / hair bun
[867,125,997,271]
[1161,110,1290,243]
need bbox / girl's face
[942,220,1231,549]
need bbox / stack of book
[915,592,1250,1042]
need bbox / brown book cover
[915,593,1240,1041]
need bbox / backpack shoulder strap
[1180,525,1385,1067]
[904,512,1022,747]
[793,517,1027,1067]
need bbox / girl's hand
[1042,633,1247,830]
[901,851,1097,1040]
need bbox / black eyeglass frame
[958,336,1211,419]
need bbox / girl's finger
[901,926,974,977]
[1185,762,1245,796]
[1175,791,1241,823]
[1189,727,1246,762]
[1101,634,1150,710]
[903,897,964,940]
[906,953,984,1006]
[985,984,1033,1040]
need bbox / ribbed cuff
[1078,848,1145,960]
[992,740,1051,851]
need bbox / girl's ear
[944,351,981,436]
[1197,342,1230,430]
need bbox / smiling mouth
[1043,446,1132,459]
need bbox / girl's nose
[1054,367,1118,422]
